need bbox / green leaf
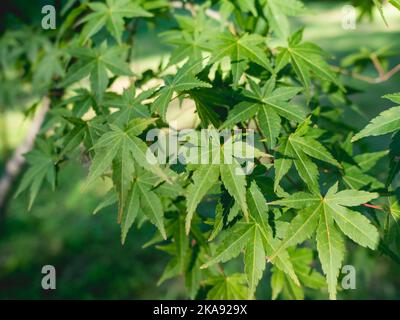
[201,223,254,268]
[262,0,305,40]
[327,204,379,249]
[352,106,400,142]
[221,101,259,129]
[80,0,152,44]
[62,46,133,100]
[224,81,305,148]
[258,106,281,149]
[270,192,320,209]
[152,60,211,120]
[325,190,379,207]
[388,132,400,185]
[15,143,56,210]
[291,248,326,290]
[137,179,167,239]
[85,119,169,189]
[210,32,272,87]
[174,214,189,273]
[290,145,320,194]
[316,205,345,300]
[373,0,388,26]
[244,226,265,298]
[93,189,117,214]
[236,0,257,16]
[264,235,300,286]
[271,268,285,299]
[274,139,293,191]
[220,160,249,220]
[285,40,342,92]
[271,183,379,299]
[205,274,248,299]
[209,202,225,242]
[246,182,299,285]
[389,0,400,10]
[269,203,321,262]
[247,181,271,232]
[186,164,220,234]
[121,182,140,244]
[384,92,400,104]
[112,140,135,222]
[289,135,340,167]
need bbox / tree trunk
[0,97,50,219]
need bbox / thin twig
[362,203,385,211]
[370,53,385,78]
[333,63,400,84]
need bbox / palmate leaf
[15,139,56,210]
[274,125,339,193]
[151,60,212,121]
[341,150,387,190]
[209,32,273,87]
[246,182,299,292]
[205,274,248,300]
[235,0,257,16]
[62,45,133,100]
[352,93,400,142]
[61,89,97,117]
[271,247,325,300]
[290,248,326,290]
[80,0,152,44]
[33,46,64,89]
[270,183,379,299]
[288,135,340,167]
[84,118,170,189]
[105,85,153,125]
[201,182,299,295]
[121,169,173,242]
[278,30,343,92]
[268,203,321,262]
[160,11,216,66]
[222,79,305,148]
[202,222,269,298]
[185,160,249,234]
[184,133,268,233]
[201,222,254,268]
[261,0,305,40]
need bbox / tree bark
[0,97,50,218]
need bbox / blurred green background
[0,1,400,299]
